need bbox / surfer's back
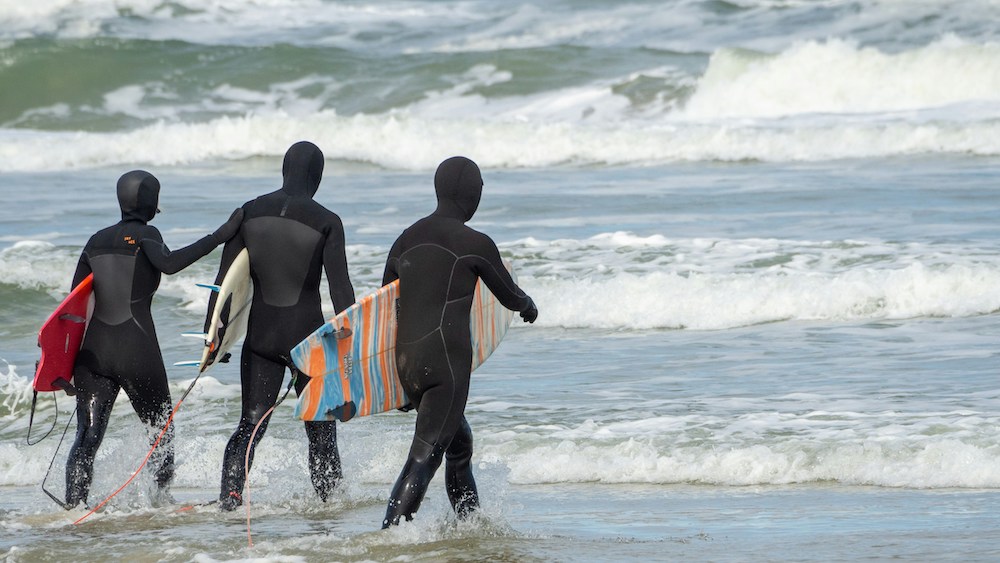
[241,189,339,309]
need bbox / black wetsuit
[381,156,537,527]
[211,141,356,510]
[65,170,242,508]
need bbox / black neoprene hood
[434,156,483,222]
[116,170,160,222]
[281,141,325,198]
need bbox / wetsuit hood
[433,156,482,222]
[117,170,160,223]
[281,141,325,198]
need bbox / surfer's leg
[437,339,478,519]
[293,369,343,501]
[383,338,471,527]
[65,366,118,508]
[218,349,284,510]
[304,420,341,501]
[382,433,446,528]
[445,416,479,519]
[121,360,175,497]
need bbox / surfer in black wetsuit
[380,156,537,527]
[65,170,242,509]
[210,141,356,511]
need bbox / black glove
[212,208,244,243]
[520,296,538,323]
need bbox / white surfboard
[193,248,252,373]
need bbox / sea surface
[3,1,1000,561]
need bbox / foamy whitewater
[3,1,1000,561]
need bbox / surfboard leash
[39,404,77,509]
[26,391,60,446]
[243,375,295,547]
[72,373,204,525]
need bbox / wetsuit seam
[397,243,460,338]
[403,242,460,259]
[434,327,457,447]
[440,261,458,330]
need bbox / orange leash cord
[243,377,294,547]
[243,403,275,547]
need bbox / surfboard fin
[325,401,357,423]
[181,332,209,339]
[57,313,87,324]
[173,361,202,367]
[52,377,78,396]
[318,324,353,340]
[196,283,222,293]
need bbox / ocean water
[3,0,1000,561]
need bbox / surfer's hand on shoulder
[520,297,538,323]
[212,208,244,243]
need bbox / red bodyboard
[34,274,93,393]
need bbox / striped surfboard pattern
[470,264,517,371]
[292,262,517,422]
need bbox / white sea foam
[0,0,464,44]
[507,233,1000,329]
[490,436,1000,488]
[529,261,1000,330]
[0,362,34,421]
[682,36,1000,119]
[0,241,78,295]
[4,108,1000,172]
[7,375,998,490]
[482,410,1000,488]
[6,234,1000,331]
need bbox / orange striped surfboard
[292,262,517,422]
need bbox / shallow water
[5,482,1000,561]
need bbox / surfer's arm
[141,235,215,275]
[142,224,225,275]
[381,237,403,286]
[212,227,246,285]
[204,223,248,333]
[142,209,244,275]
[71,251,92,289]
[472,235,537,322]
[323,215,355,314]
